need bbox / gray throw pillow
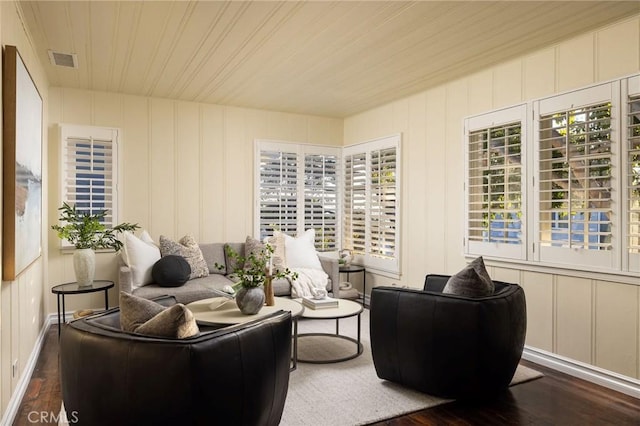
[119,292,199,338]
[135,304,199,338]
[443,256,494,297]
[159,234,209,280]
[120,291,165,332]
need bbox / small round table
[187,297,304,370]
[51,280,114,337]
[339,265,366,306]
[297,298,363,363]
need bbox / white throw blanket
[290,268,329,298]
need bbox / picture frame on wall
[2,45,43,280]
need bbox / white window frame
[58,124,120,249]
[463,75,640,277]
[343,134,401,275]
[533,82,620,271]
[464,104,528,261]
[254,140,341,251]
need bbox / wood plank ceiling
[19,1,640,118]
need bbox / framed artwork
[2,45,43,280]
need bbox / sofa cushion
[119,292,198,338]
[443,256,494,297]
[132,274,236,305]
[276,229,322,270]
[122,231,161,289]
[152,255,191,287]
[200,243,227,274]
[159,235,209,280]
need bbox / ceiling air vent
[47,50,78,68]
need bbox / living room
[1,1,640,424]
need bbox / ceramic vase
[73,248,95,287]
[235,286,265,315]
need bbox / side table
[51,280,114,337]
[339,265,366,306]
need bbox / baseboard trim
[1,314,56,426]
[523,346,640,399]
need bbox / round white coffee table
[186,296,304,370]
[297,298,363,363]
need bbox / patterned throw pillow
[443,256,494,297]
[159,235,209,280]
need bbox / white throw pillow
[276,229,323,270]
[122,231,161,289]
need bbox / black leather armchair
[60,296,292,426]
[370,274,526,399]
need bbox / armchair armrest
[318,254,340,298]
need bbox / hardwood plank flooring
[12,325,640,425]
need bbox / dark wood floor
[13,325,640,425]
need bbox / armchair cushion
[443,256,494,297]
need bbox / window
[465,105,527,260]
[465,76,640,276]
[255,141,339,251]
[59,124,119,248]
[535,83,618,269]
[625,75,640,272]
[343,134,401,275]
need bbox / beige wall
[0,1,49,415]
[47,89,343,313]
[344,15,640,379]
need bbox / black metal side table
[339,265,366,306]
[51,280,114,337]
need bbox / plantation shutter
[304,154,338,251]
[343,134,401,274]
[465,105,527,260]
[258,150,298,240]
[256,141,340,250]
[344,152,367,254]
[60,125,118,249]
[626,76,640,272]
[370,148,397,258]
[535,83,618,269]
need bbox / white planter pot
[74,248,96,287]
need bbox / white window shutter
[535,82,619,270]
[258,149,298,240]
[465,105,527,260]
[304,153,338,251]
[59,124,119,248]
[625,75,640,272]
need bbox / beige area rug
[281,308,542,426]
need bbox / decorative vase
[235,286,265,315]
[73,248,95,287]
[264,276,275,306]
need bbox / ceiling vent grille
[48,50,78,68]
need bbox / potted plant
[51,202,139,286]
[220,244,297,314]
